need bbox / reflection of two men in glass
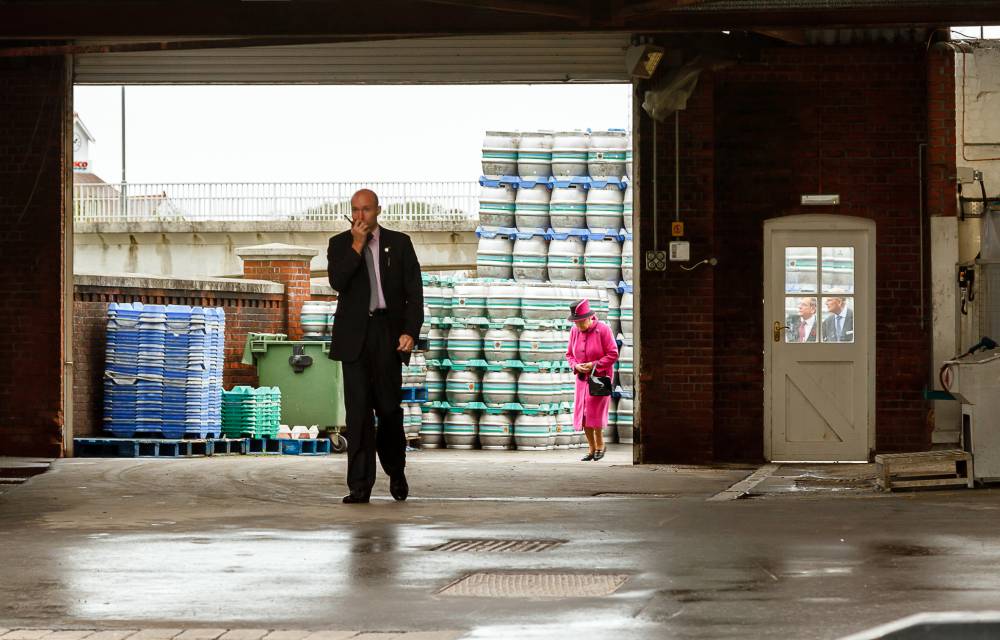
[787,297,852,343]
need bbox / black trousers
[341,314,405,497]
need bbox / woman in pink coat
[565,299,619,461]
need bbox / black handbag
[587,373,612,397]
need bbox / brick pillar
[0,56,68,457]
[638,75,716,465]
[237,244,318,341]
[926,43,957,219]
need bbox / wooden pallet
[75,438,211,458]
[875,449,975,491]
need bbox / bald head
[351,189,381,230]
[352,189,379,208]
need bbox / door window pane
[820,296,854,343]
[785,247,817,294]
[784,296,819,343]
[822,247,855,294]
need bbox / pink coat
[565,319,619,430]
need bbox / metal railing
[73,181,480,223]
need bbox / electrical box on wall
[669,241,690,262]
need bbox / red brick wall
[639,45,936,463]
[73,285,284,437]
[0,57,67,457]
[926,44,957,218]
[638,77,717,464]
[243,259,312,340]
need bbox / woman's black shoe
[593,449,606,461]
[581,452,596,461]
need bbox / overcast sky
[74,84,632,184]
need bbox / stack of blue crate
[103,303,226,438]
[104,302,140,436]
[135,304,166,435]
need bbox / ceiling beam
[754,29,809,45]
[0,1,998,38]
[617,0,715,21]
[416,0,583,21]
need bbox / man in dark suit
[328,189,423,503]
[786,297,818,343]
[821,296,854,342]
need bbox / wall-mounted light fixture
[626,44,665,79]
[800,194,841,206]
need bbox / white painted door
[764,215,875,462]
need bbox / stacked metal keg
[416,128,633,452]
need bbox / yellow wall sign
[671,221,684,237]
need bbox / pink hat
[568,299,595,322]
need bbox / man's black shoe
[390,475,409,501]
[342,494,370,504]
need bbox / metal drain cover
[431,539,566,553]
[439,572,629,598]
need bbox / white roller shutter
[74,33,630,84]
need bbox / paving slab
[217,631,271,640]
[172,632,226,640]
[1,631,54,640]
[84,631,137,640]
[128,631,183,640]
[43,632,97,640]
[262,632,312,640]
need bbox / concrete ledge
[74,273,284,295]
[74,219,478,234]
[236,243,319,261]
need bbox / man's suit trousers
[341,313,405,498]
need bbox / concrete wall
[73,221,477,278]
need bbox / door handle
[773,321,789,342]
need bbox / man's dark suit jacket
[327,226,423,365]
[821,307,855,343]
[786,315,817,343]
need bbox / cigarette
[343,215,353,224]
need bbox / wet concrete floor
[2,446,1000,639]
